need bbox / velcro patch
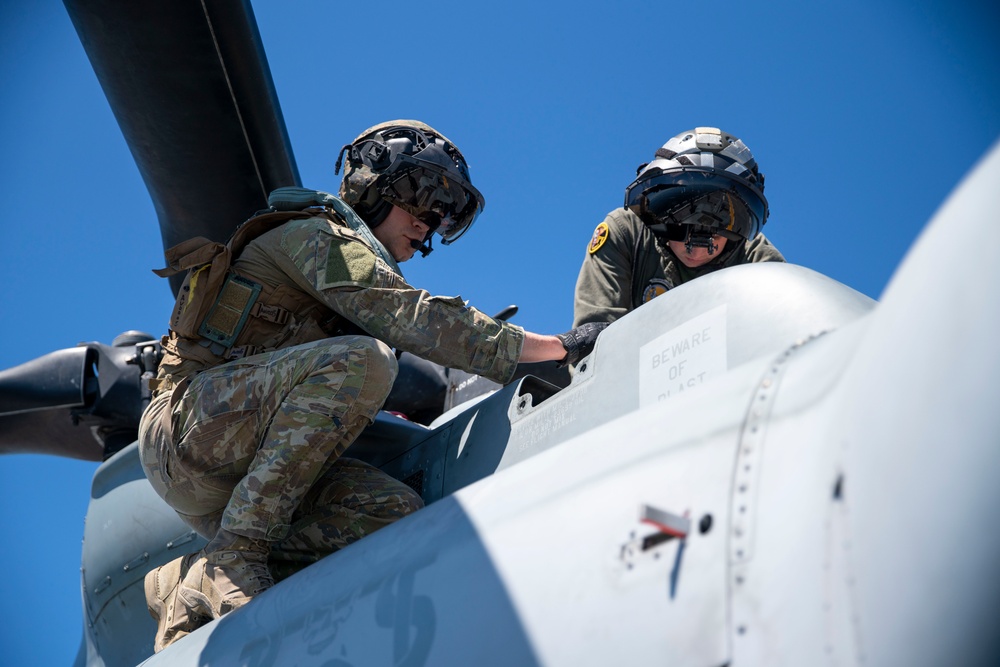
[642,279,669,303]
[588,222,609,254]
[325,238,377,287]
[198,274,262,347]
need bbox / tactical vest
[150,196,384,396]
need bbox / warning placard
[638,305,728,407]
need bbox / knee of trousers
[139,392,245,521]
[142,441,238,520]
[340,336,398,408]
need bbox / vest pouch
[198,273,263,348]
[153,210,314,341]
[154,237,231,339]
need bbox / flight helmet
[336,120,485,254]
[624,127,769,255]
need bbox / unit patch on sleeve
[642,279,670,303]
[588,222,610,255]
[323,237,376,288]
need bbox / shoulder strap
[268,187,402,276]
[153,210,312,278]
[228,209,315,258]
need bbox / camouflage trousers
[139,336,423,578]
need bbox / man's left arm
[274,218,603,383]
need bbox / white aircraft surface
[77,141,1000,666]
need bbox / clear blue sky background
[1,1,997,664]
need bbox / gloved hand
[555,322,609,367]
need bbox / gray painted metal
[141,497,540,667]
[78,445,205,667]
[497,262,875,471]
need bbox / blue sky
[1,1,998,664]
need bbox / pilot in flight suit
[574,127,785,328]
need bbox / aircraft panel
[726,323,871,665]
[452,358,778,665]
[499,263,876,471]
[143,497,541,667]
[822,142,1000,666]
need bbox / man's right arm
[264,217,525,383]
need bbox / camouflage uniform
[573,208,785,327]
[139,205,524,577]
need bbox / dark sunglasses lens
[664,224,687,241]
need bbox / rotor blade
[0,409,105,461]
[63,0,301,295]
[0,340,157,461]
[0,347,90,415]
[0,346,102,460]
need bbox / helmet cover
[337,120,484,245]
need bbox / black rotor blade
[63,0,301,295]
[0,347,90,415]
[0,338,160,462]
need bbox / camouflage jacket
[156,207,524,390]
[573,208,785,327]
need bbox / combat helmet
[335,120,484,254]
[624,127,769,254]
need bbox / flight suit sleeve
[573,209,636,327]
[744,233,786,263]
[274,217,525,385]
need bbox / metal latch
[640,504,691,550]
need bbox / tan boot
[178,530,274,619]
[144,552,208,652]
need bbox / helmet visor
[378,154,485,244]
[624,168,768,241]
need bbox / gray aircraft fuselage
[77,143,1000,666]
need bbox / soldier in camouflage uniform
[139,120,606,652]
[574,127,785,327]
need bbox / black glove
[555,322,609,367]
